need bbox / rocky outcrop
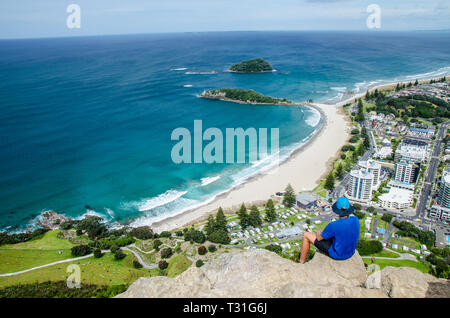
[116,249,449,298]
[37,211,69,230]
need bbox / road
[415,123,447,218]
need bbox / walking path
[361,247,418,262]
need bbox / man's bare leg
[299,232,317,263]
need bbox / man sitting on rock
[299,196,360,263]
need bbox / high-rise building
[358,159,381,187]
[438,174,450,208]
[347,169,374,202]
[394,159,416,184]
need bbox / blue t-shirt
[321,216,360,260]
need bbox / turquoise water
[0,31,449,231]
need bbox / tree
[336,163,344,179]
[381,213,394,223]
[93,249,103,258]
[363,136,371,149]
[160,247,173,259]
[71,245,92,257]
[158,260,168,270]
[184,228,206,244]
[133,259,143,269]
[367,206,375,214]
[153,239,162,251]
[282,184,296,208]
[353,211,365,219]
[357,240,383,256]
[207,229,230,245]
[353,203,362,211]
[205,215,216,236]
[264,199,277,222]
[414,79,419,86]
[76,216,107,240]
[130,226,154,240]
[208,245,217,253]
[237,204,249,228]
[214,207,227,232]
[198,245,207,255]
[114,249,126,260]
[159,231,171,238]
[324,173,335,191]
[196,260,204,268]
[248,205,262,227]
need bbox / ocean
[0,31,449,231]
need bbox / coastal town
[0,78,449,297]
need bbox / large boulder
[117,249,385,298]
[116,249,449,298]
[377,266,450,298]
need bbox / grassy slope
[167,255,192,278]
[0,230,77,274]
[0,251,157,288]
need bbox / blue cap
[332,196,355,216]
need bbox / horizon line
[1,28,450,41]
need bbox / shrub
[113,249,126,260]
[76,216,107,240]
[153,239,162,251]
[353,211,365,219]
[93,249,103,258]
[357,240,383,256]
[130,226,154,240]
[198,245,207,255]
[76,229,83,236]
[160,247,173,259]
[71,245,93,257]
[381,213,394,223]
[110,245,119,254]
[208,245,217,253]
[59,220,77,230]
[207,229,231,245]
[184,229,206,244]
[133,259,143,269]
[159,231,171,238]
[175,231,183,237]
[158,260,168,270]
[196,260,204,268]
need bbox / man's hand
[316,230,324,241]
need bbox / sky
[0,0,449,39]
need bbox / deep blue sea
[0,31,449,231]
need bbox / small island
[228,58,273,73]
[199,88,293,105]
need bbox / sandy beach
[151,101,352,232]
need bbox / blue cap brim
[331,202,355,216]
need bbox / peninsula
[228,58,273,73]
[199,88,293,105]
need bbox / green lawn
[0,249,76,274]
[1,230,75,250]
[0,251,157,288]
[0,230,78,274]
[363,249,400,258]
[362,258,429,274]
[167,255,192,278]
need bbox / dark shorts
[314,238,333,256]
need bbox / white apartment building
[358,159,381,188]
[378,187,413,210]
[438,174,450,209]
[429,205,450,222]
[347,169,374,202]
[394,159,416,184]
